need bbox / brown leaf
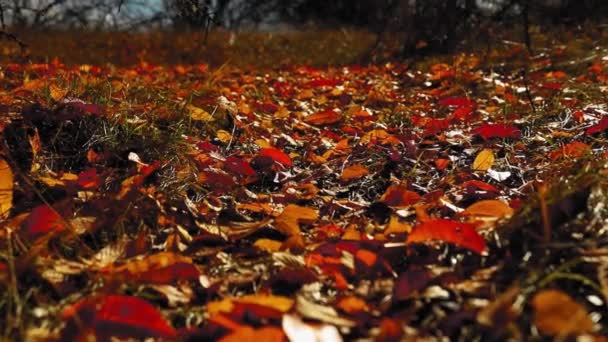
[531,289,594,336]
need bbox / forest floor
[1,25,608,340]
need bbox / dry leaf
[340,164,369,182]
[531,289,594,336]
[303,109,342,126]
[0,157,13,219]
[473,148,495,171]
[187,104,214,121]
[274,204,318,237]
[460,200,514,219]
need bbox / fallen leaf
[61,295,176,340]
[340,164,369,182]
[531,289,594,336]
[473,123,521,140]
[380,184,421,207]
[99,252,200,285]
[304,109,342,126]
[406,219,486,254]
[274,205,319,247]
[20,205,66,242]
[473,149,495,171]
[188,104,214,121]
[219,326,285,342]
[548,141,590,160]
[259,147,293,167]
[282,313,342,342]
[586,116,608,135]
[0,157,13,219]
[460,200,513,219]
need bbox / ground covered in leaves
[2,31,608,341]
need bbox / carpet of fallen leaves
[1,40,608,341]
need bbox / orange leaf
[548,141,590,161]
[406,219,486,254]
[531,289,594,336]
[460,200,514,219]
[434,158,450,171]
[274,204,318,238]
[304,109,342,126]
[340,164,369,182]
[381,184,421,207]
[259,147,293,167]
[61,295,176,340]
[219,326,285,342]
[0,157,13,219]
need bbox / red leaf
[450,106,474,121]
[586,116,608,135]
[21,205,65,241]
[381,185,421,207]
[406,219,486,254]
[224,156,256,176]
[438,97,474,108]
[259,147,293,167]
[304,78,340,88]
[77,168,101,189]
[62,295,176,339]
[472,123,521,140]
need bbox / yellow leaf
[216,130,232,144]
[0,157,13,219]
[187,105,214,121]
[473,149,495,171]
[532,289,594,336]
[49,83,68,101]
[254,238,282,253]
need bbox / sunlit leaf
[472,148,495,171]
[406,219,486,254]
[259,147,293,167]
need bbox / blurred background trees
[1,0,607,57]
